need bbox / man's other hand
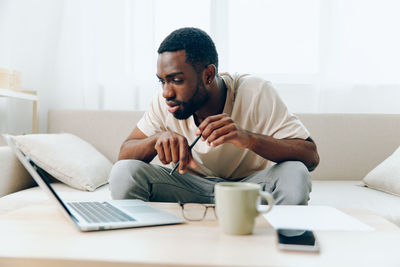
[196,114,254,149]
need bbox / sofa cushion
[11,134,112,191]
[309,180,400,226]
[3,180,399,228]
[362,146,400,197]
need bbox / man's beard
[172,81,209,120]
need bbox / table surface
[0,201,399,267]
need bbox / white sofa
[1,110,400,226]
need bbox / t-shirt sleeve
[254,81,310,140]
[136,92,167,137]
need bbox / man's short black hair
[158,27,219,71]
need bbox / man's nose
[162,83,175,99]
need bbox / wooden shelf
[0,88,39,133]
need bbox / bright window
[226,0,320,75]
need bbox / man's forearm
[118,133,160,162]
[247,132,319,171]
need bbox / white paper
[262,205,374,231]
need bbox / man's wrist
[246,131,257,150]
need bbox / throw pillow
[363,146,400,197]
[11,133,112,191]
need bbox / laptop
[4,134,184,231]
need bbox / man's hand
[154,131,197,174]
[195,113,319,171]
[196,114,254,149]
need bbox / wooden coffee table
[0,201,399,267]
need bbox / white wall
[0,0,63,133]
[1,0,400,135]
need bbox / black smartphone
[276,228,320,252]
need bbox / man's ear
[203,64,217,85]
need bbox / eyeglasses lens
[182,203,207,221]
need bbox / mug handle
[257,191,274,214]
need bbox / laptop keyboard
[68,202,136,223]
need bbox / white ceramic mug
[215,182,274,235]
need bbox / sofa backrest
[298,114,400,180]
[48,110,144,164]
[48,110,400,181]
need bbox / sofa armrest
[0,146,36,198]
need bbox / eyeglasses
[178,202,217,221]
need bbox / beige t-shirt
[137,73,310,180]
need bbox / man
[109,27,319,205]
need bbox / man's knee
[271,161,312,205]
[289,161,311,204]
[108,159,150,200]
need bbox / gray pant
[108,160,312,205]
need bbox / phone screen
[276,229,319,251]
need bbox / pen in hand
[169,134,202,175]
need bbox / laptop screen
[4,134,78,223]
[25,156,76,219]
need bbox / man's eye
[158,80,165,84]
[173,79,183,84]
